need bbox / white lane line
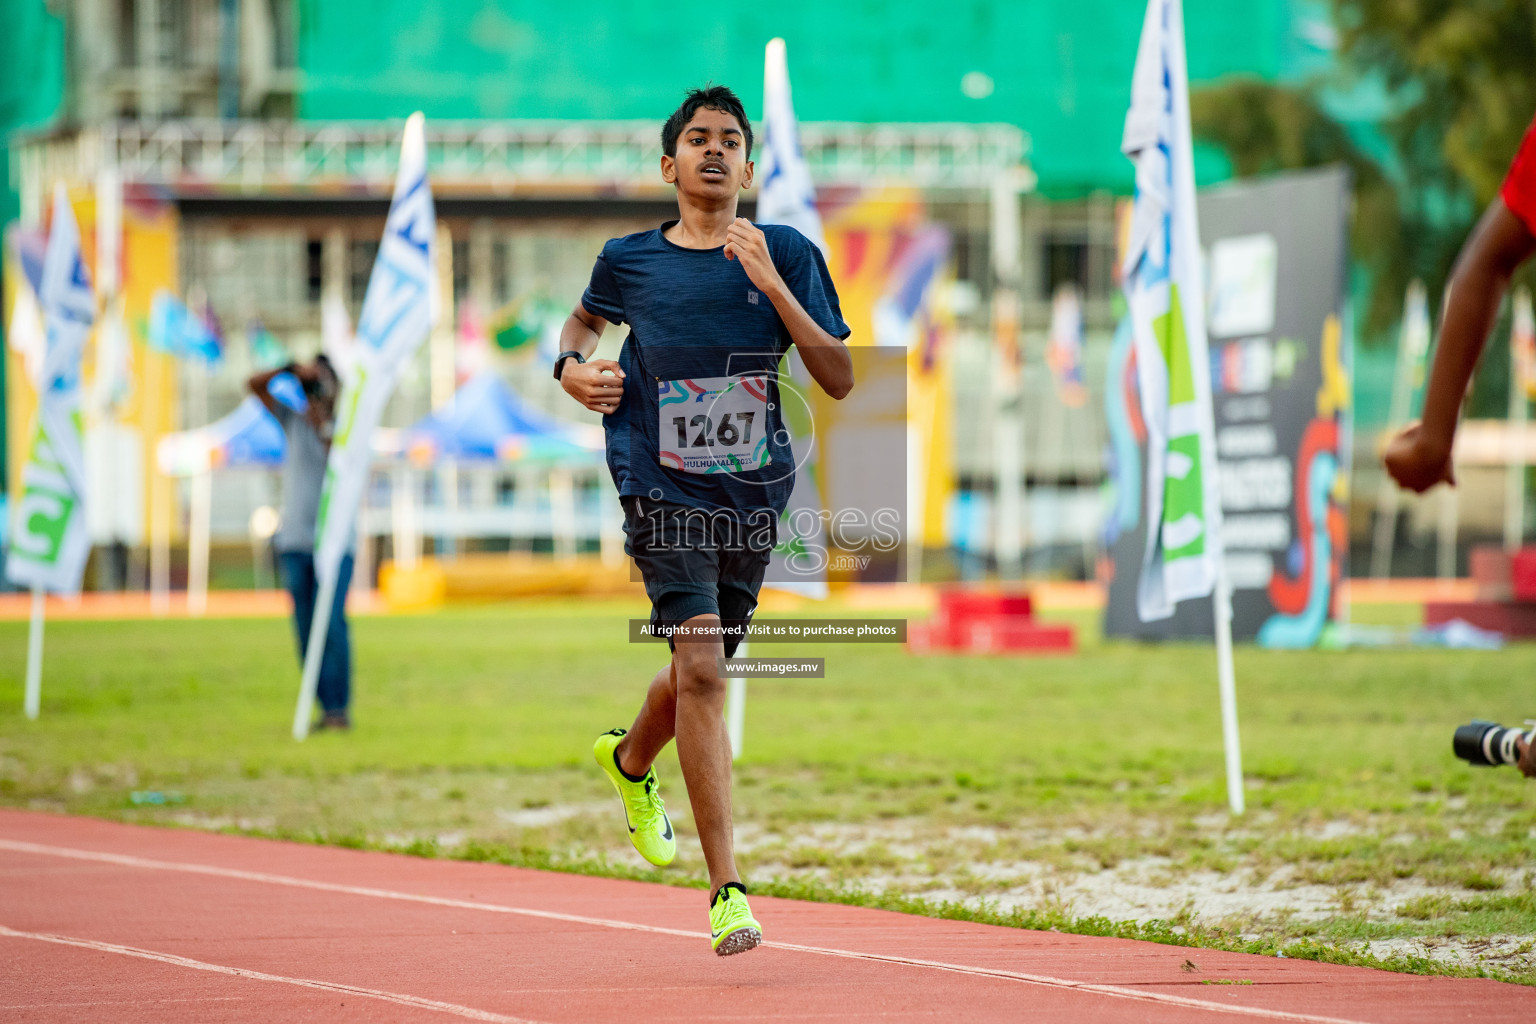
[0,924,544,1024]
[0,838,1374,1024]
[769,941,1372,1024]
[0,839,698,938]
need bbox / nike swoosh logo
[661,818,673,840]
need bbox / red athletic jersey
[1503,115,1536,235]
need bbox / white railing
[13,118,1031,202]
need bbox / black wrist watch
[553,350,586,381]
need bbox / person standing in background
[249,355,355,731]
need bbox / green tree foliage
[1190,1,1536,340]
[1336,0,1536,206]
[1190,79,1407,334]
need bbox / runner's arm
[724,219,854,400]
[1384,200,1536,492]
[768,284,854,400]
[557,302,625,414]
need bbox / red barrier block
[935,588,1033,624]
[1425,600,1536,637]
[1470,545,1513,602]
[907,616,1075,655]
[1512,549,1536,602]
[959,617,1076,653]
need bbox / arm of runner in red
[1383,199,1536,493]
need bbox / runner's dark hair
[661,85,754,159]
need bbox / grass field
[2,597,1534,982]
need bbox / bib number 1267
[658,375,772,474]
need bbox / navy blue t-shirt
[581,221,850,516]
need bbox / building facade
[2,0,1323,582]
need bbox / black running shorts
[622,496,775,659]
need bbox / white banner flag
[7,185,95,595]
[758,37,831,599]
[757,38,826,257]
[1122,0,1244,815]
[294,113,435,738]
[1121,0,1223,622]
[313,112,436,582]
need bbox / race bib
[658,375,772,474]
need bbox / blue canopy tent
[396,372,603,465]
[154,374,306,476]
[385,373,608,561]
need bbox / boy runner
[1384,112,1536,773]
[555,86,853,955]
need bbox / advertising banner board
[1104,166,1352,645]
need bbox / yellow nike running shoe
[709,882,762,956]
[593,728,676,867]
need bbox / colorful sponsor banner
[313,112,437,582]
[247,317,291,371]
[815,191,949,565]
[1401,281,1432,408]
[1513,287,1535,401]
[1105,167,1352,644]
[6,242,46,389]
[1046,284,1088,408]
[486,294,553,353]
[147,290,223,364]
[1120,0,1223,622]
[7,186,96,595]
[8,187,180,552]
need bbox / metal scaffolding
[14,118,1031,214]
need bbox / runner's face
[664,109,753,198]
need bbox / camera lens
[1453,721,1524,767]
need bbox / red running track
[0,809,1529,1023]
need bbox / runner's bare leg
[617,664,677,775]
[671,617,738,896]
[618,613,736,895]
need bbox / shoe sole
[713,927,761,957]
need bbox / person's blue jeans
[278,551,354,714]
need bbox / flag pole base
[24,588,44,720]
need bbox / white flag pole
[1370,282,1427,578]
[725,641,748,761]
[1505,287,1534,552]
[758,38,832,601]
[1505,341,1527,552]
[292,112,436,739]
[10,186,95,715]
[1173,0,1247,816]
[1213,573,1243,814]
[23,588,44,719]
[188,469,212,616]
[1167,0,1243,815]
[292,570,339,738]
[1125,0,1243,813]
[1168,0,1243,815]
